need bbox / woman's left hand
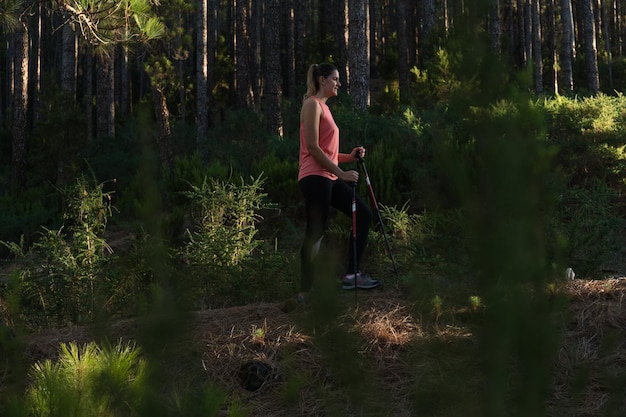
[351,146,365,161]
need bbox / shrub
[25,341,148,417]
[179,175,293,306]
[2,175,117,327]
[551,180,624,277]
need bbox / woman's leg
[299,176,333,292]
[330,180,373,274]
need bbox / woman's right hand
[339,169,359,183]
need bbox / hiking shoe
[342,272,381,290]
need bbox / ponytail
[303,63,338,100]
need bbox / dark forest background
[1,0,626,194]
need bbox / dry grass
[4,278,626,416]
[548,278,626,417]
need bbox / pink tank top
[298,97,339,181]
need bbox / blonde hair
[303,63,338,100]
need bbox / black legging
[299,175,372,292]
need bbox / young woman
[298,63,380,298]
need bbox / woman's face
[319,70,341,97]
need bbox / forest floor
[2,231,626,416]
[10,273,626,417]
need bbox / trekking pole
[358,157,399,276]
[351,182,358,303]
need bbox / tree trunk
[208,0,218,115]
[294,0,306,88]
[491,0,501,51]
[96,52,115,138]
[524,0,532,67]
[547,0,559,94]
[197,0,209,159]
[84,50,95,141]
[615,0,622,56]
[397,0,409,94]
[331,0,348,92]
[561,0,574,93]
[601,1,613,90]
[421,0,435,62]
[234,0,253,108]
[249,0,261,108]
[33,1,42,123]
[119,46,130,118]
[151,84,173,174]
[264,0,283,136]
[582,0,600,94]
[61,15,77,98]
[516,0,527,67]
[11,24,29,193]
[285,0,296,100]
[348,0,369,110]
[407,2,418,68]
[532,0,543,93]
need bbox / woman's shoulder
[302,96,324,113]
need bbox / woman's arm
[338,146,365,163]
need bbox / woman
[298,63,380,298]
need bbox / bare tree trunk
[369,0,377,77]
[331,0,348,92]
[407,2,418,68]
[11,24,29,193]
[561,0,575,92]
[421,0,435,62]
[234,0,253,108]
[348,0,369,110]
[524,0,532,67]
[616,0,621,56]
[84,50,94,141]
[264,0,283,136]
[285,0,296,100]
[547,0,559,94]
[151,84,173,174]
[96,52,115,138]
[507,0,516,64]
[61,15,77,98]
[208,0,218,120]
[397,0,408,95]
[532,0,543,93]
[443,0,450,33]
[249,0,261,108]
[119,46,130,118]
[491,0,501,51]
[516,0,527,67]
[197,0,209,160]
[294,0,306,88]
[601,0,613,90]
[33,1,42,123]
[582,0,600,94]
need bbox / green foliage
[398,207,470,282]
[183,175,265,268]
[0,186,59,257]
[545,94,626,195]
[25,341,148,417]
[369,81,401,115]
[14,337,237,417]
[552,181,623,276]
[2,175,116,326]
[179,175,293,306]
[62,0,165,46]
[250,151,299,213]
